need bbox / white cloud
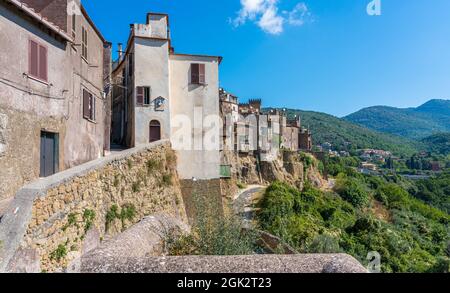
[287,2,311,26]
[258,4,284,34]
[232,0,311,35]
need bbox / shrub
[113,174,120,187]
[62,213,78,232]
[105,205,119,231]
[146,159,161,174]
[161,174,173,187]
[165,151,177,167]
[127,159,133,169]
[165,194,257,256]
[120,204,136,223]
[132,181,141,193]
[83,209,96,232]
[50,244,67,262]
[237,182,247,189]
[334,175,370,208]
[306,234,341,253]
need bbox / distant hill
[344,99,450,140]
[421,133,450,155]
[264,108,420,157]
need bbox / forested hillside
[345,100,450,140]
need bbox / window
[136,86,151,106]
[191,63,205,85]
[83,89,95,121]
[28,39,48,82]
[81,26,88,60]
[72,14,76,39]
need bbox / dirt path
[233,185,266,228]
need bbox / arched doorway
[149,120,161,143]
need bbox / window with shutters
[28,39,48,82]
[83,89,95,121]
[191,63,206,85]
[81,26,88,60]
[136,86,151,106]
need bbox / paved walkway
[0,198,12,220]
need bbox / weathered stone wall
[0,108,67,201]
[0,140,187,273]
[179,179,224,224]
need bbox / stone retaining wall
[0,140,187,272]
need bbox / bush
[83,209,96,232]
[105,205,119,231]
[334,175,370,208]
[161,174,173,187]
[237,182,247,189]
[132,181,141,193]
[165,194,257,256]
[120,204,136,223]
[146,159,162,174]
[50,244,67,262]
[306,234,341,253]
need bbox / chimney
[118,43,123,60]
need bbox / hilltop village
[0,1,313,202]
[1,1,448,275]
[0,0,326,273]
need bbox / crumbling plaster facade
[0,0,111,200]
[111,13,221,180]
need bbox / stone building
[111,13,222,180]
[259,109,283,161]
[299,128,313,151]
[0,0,111,200]
[282,116,300,151]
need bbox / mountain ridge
[264,107,421,157]
[344,99,450,140]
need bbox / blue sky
[84,0,450,117]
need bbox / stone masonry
[0,140,187,272]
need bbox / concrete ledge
[84,214,190,261]
[81,254,368,273]
[0,140,170,272]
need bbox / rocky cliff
[223,150,326,192]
